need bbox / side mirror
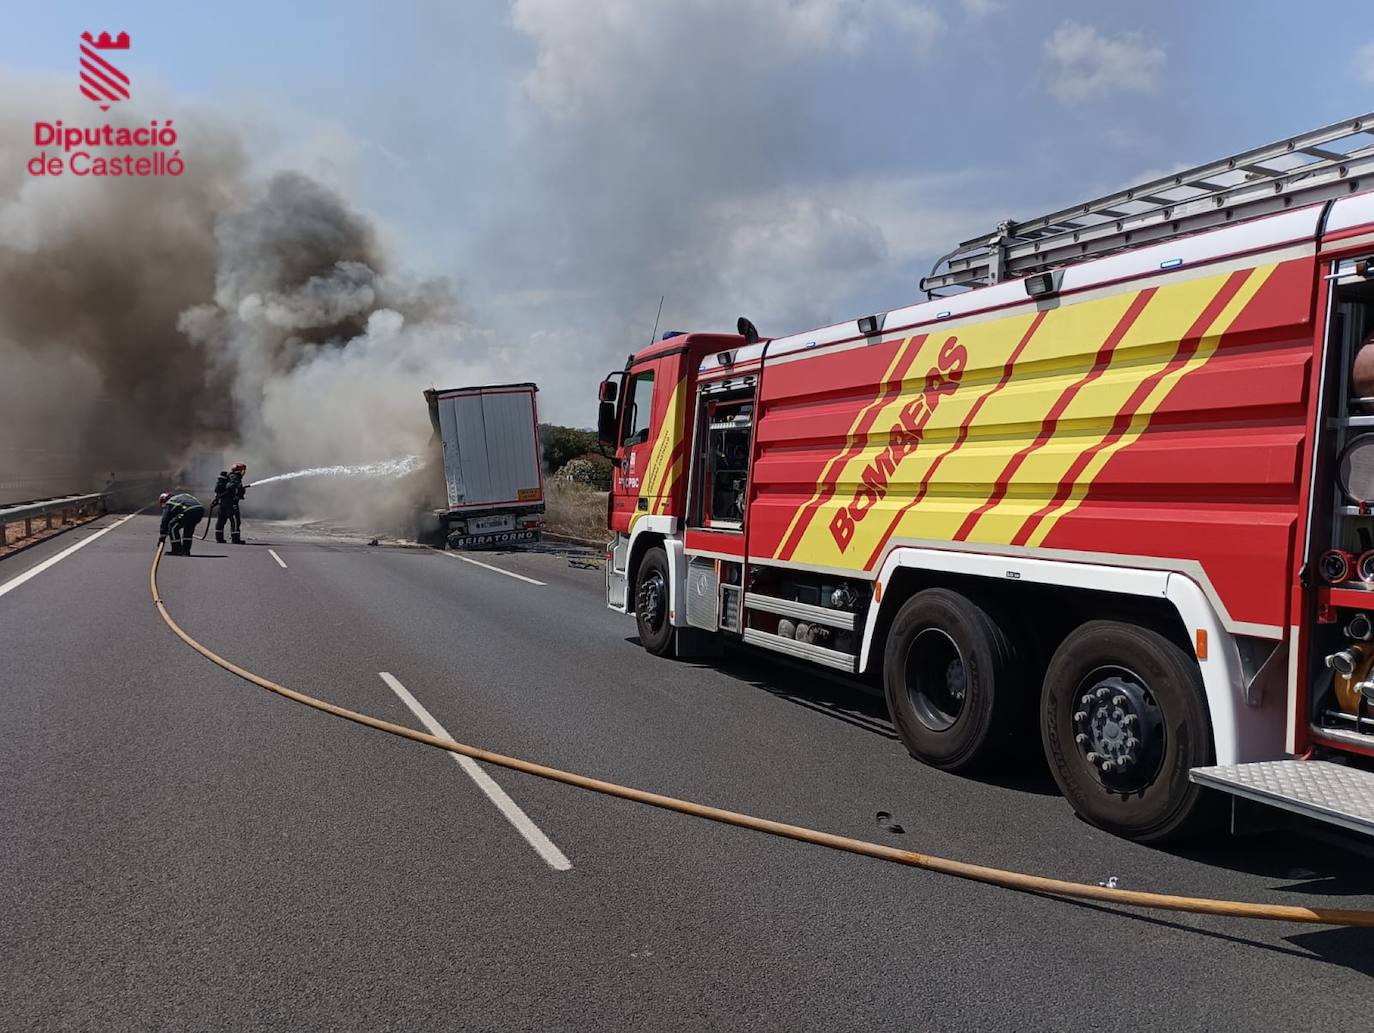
[597,399,618,448]
[598,379,619,403]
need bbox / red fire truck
[599,114,1374,843]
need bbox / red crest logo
[79,31,130,111]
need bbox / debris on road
[875,811,905,834]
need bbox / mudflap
[607,533,629,611]
[674,626,723,659]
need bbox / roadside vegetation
[540,423,612,543]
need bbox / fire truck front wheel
[882,588,1016,773]
[1041,621,1215,844]
[634,547,675,657]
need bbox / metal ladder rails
[922,112,1374,295]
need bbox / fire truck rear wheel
[882,588,1015,773]
[634,547,675,657]
[1041,620,1215,844]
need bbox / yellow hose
[150,546,1374,928]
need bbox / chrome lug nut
[1122,714,1138,728]
[1086,752,1101,764]
[1073,711,1088,723]
[1075,733,1089,746]
[1112,695,1126,707]
[1125,737,1139,751]
[1080,694,1095,707]
[1096,687,1111,700]
[1101,760,1116,773]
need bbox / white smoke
[174,170,505,525]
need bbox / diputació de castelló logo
[27,30,185,178]
[80,30,130,110]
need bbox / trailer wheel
[883,588,1015,772]
[634,547,675,657]
[1041,621,1215,844]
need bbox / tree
[540,424,599,472]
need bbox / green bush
[556,454,613,490]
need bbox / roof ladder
[922,112,1374,295]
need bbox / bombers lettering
[828,335,968,552]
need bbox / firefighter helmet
[230,462,247,474]
[158,492,171,507]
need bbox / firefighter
[158,491,205,556]
[214,462,248,544]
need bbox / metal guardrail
[0,492,107,545]
[0,475,97,506]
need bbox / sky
[3,1,1372,427]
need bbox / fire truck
[599,114,1374,843]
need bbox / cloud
[702,174,995,329]
[481,1,963,424]
[959,0,1002,17]
[1357,41,1374,83]
[512,0,944,119]
[1043,21,1165,103]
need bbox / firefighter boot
[215,532,226,544]
[231,533,243,544]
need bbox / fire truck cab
[599,114,1374,844]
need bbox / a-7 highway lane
[2,513,1373,1032]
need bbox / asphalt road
[3,512,1373,1032]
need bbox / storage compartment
[688,379,756,532]
[1311,263,1374,734]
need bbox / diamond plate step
[1190,760,1374,836]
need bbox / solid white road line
[268,549,288,569]
[433,548,546,586]
[0,508,149,601]
[378,671,572,871]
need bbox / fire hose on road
[149,545,1374,929]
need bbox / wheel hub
[945,659,966,704]
[905,628,967,732]
[637,571,666,632]
[1071,671,1163,790]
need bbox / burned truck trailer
[424,383,545,550]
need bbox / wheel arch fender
[624,517,684,623]
[1164,573,1284,765]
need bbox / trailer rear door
[434,386,543,510]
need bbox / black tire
[883,588,1016,772]
[1040,620,1215,844]
[634,547,675,657]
